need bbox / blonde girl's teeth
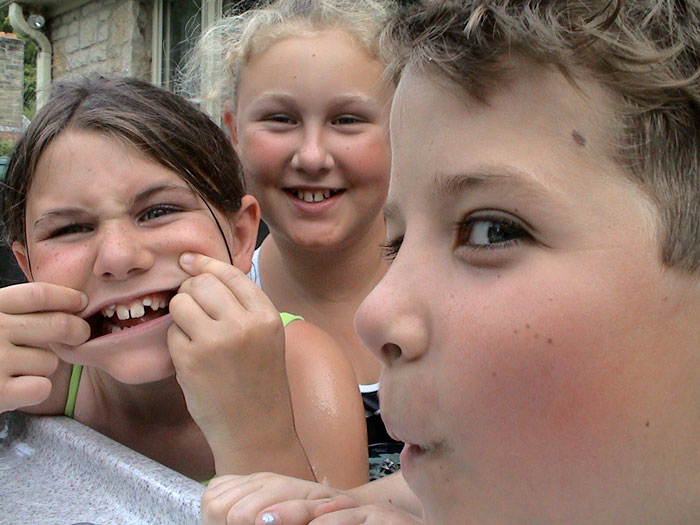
[116,305,130,320]
[323,190,330,199]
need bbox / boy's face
[355,63,700,523]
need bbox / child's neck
[262,217,388,302]
[259,217,388,384]
[79,369,214,480]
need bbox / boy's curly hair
[382,0,700,272]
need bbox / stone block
[80,15,98,47]
[65,35,80,53]
[97,23,109,42]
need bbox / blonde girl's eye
[332,115,365,125]
[266,114,296,125]
[456,215,530,249]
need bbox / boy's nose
[93,225,154,281]
[291,128,334,175]
[355,251,430,366]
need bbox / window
[153,0,256,90]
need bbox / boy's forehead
[391,61,619,165]
[387,61,633,217]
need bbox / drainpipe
[8,2,52,110]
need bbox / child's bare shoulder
[283,319,356,383]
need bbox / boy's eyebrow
[33,183,192,227]
[383,165,553,224]
[433,165,552,201]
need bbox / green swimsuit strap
[64,364,83,418]
[280,312,304,326]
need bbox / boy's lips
[83,289,178,341]
[385,421,437,453]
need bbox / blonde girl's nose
[291,128,335,174]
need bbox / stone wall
[0,32,25,141]
[50,0,152,81]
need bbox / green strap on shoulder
[280,312,304,326]
[64,364,83,418]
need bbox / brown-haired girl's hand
[168,253,310,477]
[0,282,89,413]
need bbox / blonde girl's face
[15,130,241,384]
[227,30,392,251]
[355,65,700,523]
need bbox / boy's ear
[11,242,32,281]
[229,195,260,274]
[222,101,239,154]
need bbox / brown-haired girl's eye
[140,205,180,222]
[49,224,92,238]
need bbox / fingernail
[79,293,89,310]
[180,252,195,265]
[260,512,279,524]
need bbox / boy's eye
[380,235,403,261]
[140,205,180,222]
[457,215,528,248]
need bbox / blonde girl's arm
[284,319,369,489]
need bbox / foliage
[0,139,14,157]
[1,6,38,119]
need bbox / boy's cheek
[442,304,674,475]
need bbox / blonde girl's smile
[228,29,392,248]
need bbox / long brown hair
[2,76,246,247]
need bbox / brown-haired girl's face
[13,130,239,384]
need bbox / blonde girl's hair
[179,0,395,108]
[382,0,700,273]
